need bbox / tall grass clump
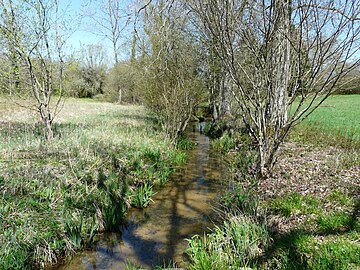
[0,100,186,269]
[187,215,270,269]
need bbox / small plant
[65,216,84,249]
[296,236,360,269]
[158,166,171,186]
[317,212,353,233]
[102,202,126,231]
[268,193,321,217]
[87,215,97,246]
[211,131,234,153]
[222,182,258,215]
[177,136,194,150]
[0,230,31,270]
[132,182,155,208]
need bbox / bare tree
[84,0,131,102]
[190,0,360,175]
[138,0,204,142]
[0,0,66,140]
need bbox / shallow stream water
[58,123,228,269]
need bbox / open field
[291,94,360,148]
[0,99,185,269]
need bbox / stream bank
[57,123,229,269]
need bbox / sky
[60,0,133,61]
[61,0,104,52]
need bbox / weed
[65,216,84,249]
[102,203,126,231]
[222,182,258,215]
[211,131,234,153]
[0,230,31,270]
[132,182,156,208]
[177,136,194,150]
[297,236,360,269]
[317,212,356,233]
[328,190,355,207]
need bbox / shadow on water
[59,123,229,270]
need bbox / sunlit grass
[0,99,184,269]
[290,94,360,148]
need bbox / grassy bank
[0,99,185,269]
[187,95,360,269]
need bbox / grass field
[291,94,360,148]
[0,99,185,269]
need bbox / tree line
[0,0,359,175]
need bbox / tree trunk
[219,74,231,118]
[259,0,291,176]
[40,104,54,140]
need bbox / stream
[58,123,228,269]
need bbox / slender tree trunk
[219,74,231,118]
[259,0,292,175]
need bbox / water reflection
[59,123,228,269]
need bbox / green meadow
[292,94,360,147]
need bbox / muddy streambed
[58,123,229,269]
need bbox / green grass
[291,94,360,148]
[0,99,185,269]
[267,193,322,218]
[296,235,360,269]
[301,95,360,138]
[186,215,270,270]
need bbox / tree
[84,0,131,102]
[105,61,138,103]
[137,0,204,142]
[0,0,66,140]
[190,0,360,175]
[79,43,107,98]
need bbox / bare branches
[296,4,360,21]
[0,0,66,140]
[190,0,360,175]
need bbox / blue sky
[61,0,133,61]
[62,0,104,51]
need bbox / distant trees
[85,0,131,102]
[0,0,66,140]
[105,61,138,103]
[190,0,360,175]
[62,44,108,98]
[78,44,107,98]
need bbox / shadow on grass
[255,189,360,269]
